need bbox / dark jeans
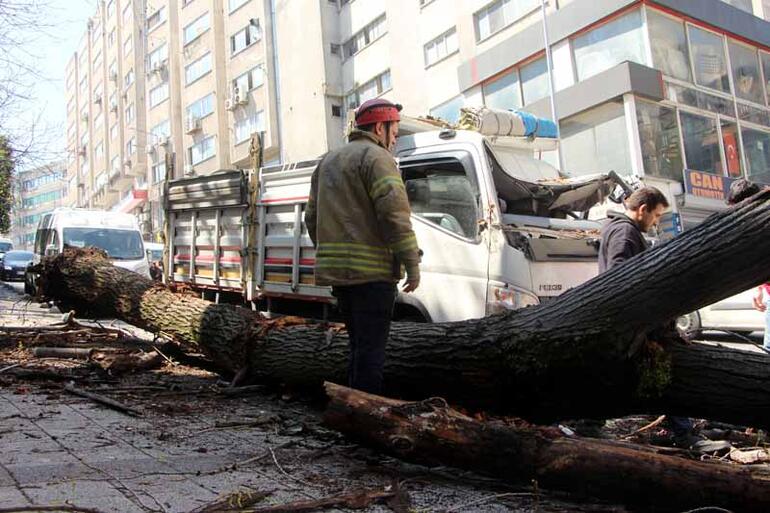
[332,282,397,395]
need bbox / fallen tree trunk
[36,190,770,426]
[323,382,770,512]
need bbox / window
[665,82,733,115]
[560,101,631,177]
[230,22,261,55]
[125,102,135,123]
[331,104,342,117]
[474,0,540,42]
[636,101,683,182]
[111,155,120,172]
[110,123,118,140]
[148,44,168,72]
[107,28,116,48]
[147,6,166,31]
[429,95,464,124]
[233,64,265,93]
[647,10,691,82]
[720,0,753,12]
[67,98,75,114]
[79,76,88,95]
[402,154,480,239]
[729,41,763,104]
[109,61,117,79]
[185,53,211,84]
[345,70,391,109]
[761,52,770,105]
[229,0,250,12]
[234,111,265,144]
[122,2,132,23]
[125,68,134,87]
[343,14,386,58]
[91,21,101,43]
[94,110,103,128]
[184,12,210,45]
[189,135,216,165]
[742,127,770,184]
[126,137,136,155]
[149,82,169,107]
[720,120,742,177]
[424,28,458,67]
[152,160,167,183]
[572,9,645,81]
[186,93,215,119]
[483,69,521,110]
[123,35,133,57]
[688,26,730,93]
[92,49,102,69]
[106,0,115,16]
[520,57,548,105]
[680,111,722,175]
[151,119,170,141]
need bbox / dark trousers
[332,282,397,395]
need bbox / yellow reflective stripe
[320,241,386,252]
[316,259,392,273]
[318,243,391,260]
[390,234,418,253]
[317,254,391,267]
[370,175,405,198]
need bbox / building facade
[11,162,68,250]
[66,0,770,235]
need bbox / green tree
[0,136,13,233]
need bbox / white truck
[25,208,150,293]
[163,121,620,322]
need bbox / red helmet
[354,98,402,127]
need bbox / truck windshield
[0,242,12,252]
[62,228,144,260]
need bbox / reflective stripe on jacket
[305,129,420,286]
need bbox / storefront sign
[683,169,736,201]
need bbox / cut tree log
[34,189,770,426]
[322,382,770,513]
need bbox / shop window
[665,82,733,116]
[483,69,522,111]
[720,121,742,177]
[572,9,645,82]
[729,42,763,104]
[647,10,691,82]
[760,52,770,105]
[429,95,464,124]
[741,127,770,184]
[680,111,722,175]
[560,101,631,177]
[737,103,770,127]
[688,26,730,94]
[520,57,548,105]
[636,101,684,182]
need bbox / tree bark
[36,190,770,426]
[323,382,770,513]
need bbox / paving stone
[23,479,146,513]
[7,460,100,486]
[0,485,30,507]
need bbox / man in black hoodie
[598,187,669,273]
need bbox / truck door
[398,150,490,322]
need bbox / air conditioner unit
[224,98,235,111]
[150,60,166,74]
[233,86,249,106]
[183,164,194,176]
[185,115,202,134]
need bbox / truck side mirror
[45,245,59,257]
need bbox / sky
[12,0,96,169]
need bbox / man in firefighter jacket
[305,98,421,394]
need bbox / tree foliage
[0,136,13,233]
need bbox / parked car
[1,250,33,282]
[677,288,765,338]
[0,236,12,265]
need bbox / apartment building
[66,0,770,237]
[11,162,68,249]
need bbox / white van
[25,208,149,293]
[144,242,164,263]
[0,237,12,261]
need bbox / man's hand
[753,288,766,312]
[402,278,419,293]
